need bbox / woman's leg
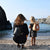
[31,37,33,46]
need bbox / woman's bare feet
[17,44,20,48]
[22,45,24,49]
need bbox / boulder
[0,6,12,30]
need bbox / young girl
[29,16,39,46]
[13,14,29,48]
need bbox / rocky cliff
[38,18,46,23]
[0,6,12,30]
[38,16,50,24]
[45,16,50,24]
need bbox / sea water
[0,21,50,40]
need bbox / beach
[0,39,50,50]
[0,23,50,50]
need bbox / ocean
[0,21,50,40]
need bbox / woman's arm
[13,23,16,32]
[29,25,31,28]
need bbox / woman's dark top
[30,23,37,37]
[13,23,29,44]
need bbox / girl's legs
[33,37,36,45]
[31,37,36,46]
[31,37,33,46]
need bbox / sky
[0,0,50,22]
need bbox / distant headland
[38,16,50,24]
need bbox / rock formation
[0,6,12,30]
[45,16,50,24]
[38,16,50,24]
[38,18,46,23]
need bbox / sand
[0,39,50,50]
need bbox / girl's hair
[14,14,26,25]
[30,16,35,22]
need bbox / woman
[13,14,29,48]
[29,16,39,46]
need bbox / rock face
[45,16,50,24]
[0,6,12,30]
[38,16,50,24]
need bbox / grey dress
[30,23,37,37]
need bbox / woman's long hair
[14,14,26,25]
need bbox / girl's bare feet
[32,44,35,46]
[32,44,33,46]
[33,44,35,46]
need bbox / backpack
[32,23,39,31]
[14,27,23,37]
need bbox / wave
[38,30,50,33]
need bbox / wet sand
[0,39,50,50]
